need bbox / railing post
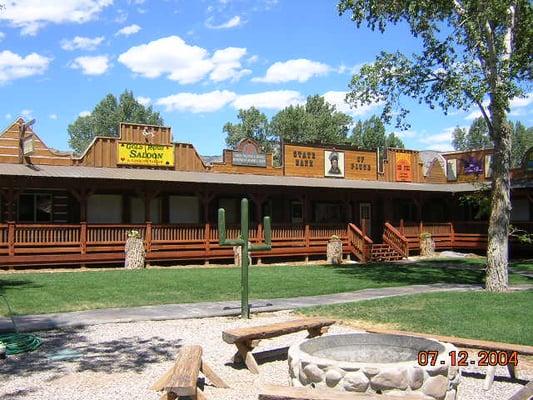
[257,222,263,244]
[419,220,423,234]
[80,222,87,254]
[450,222,455,249]
[304,224,310,249]
[204,222,210,257]
[399,219,404,234]
[145,222,152,254]
[7,222,15,256]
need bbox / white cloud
[336,63,364,75]
[426,142,454,152]
[118,36,249,84]
[20,109,33,119]
[136,96,151,106]
[465,93,532,120]
[209,47,251,82]
[79,110,91,117]
[252,59,331,83]
[116,24,141,36]
[205,15,243,29]
[0,32,5,42]
[232,90,304,110]
[49,113,58,120]
[157,90,237,113]
[5,113,12,120]
[0,50,51,84]
[70,56,110,75]
[416,127,457,151]
[0,0,112,35]
[322,91,383,116]
[247,55,258,64]
[393,130,417,138]
[510,93,533,109]
[61,36,104,51]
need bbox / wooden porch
[1,220,528,269]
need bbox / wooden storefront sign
[23,136,35,155]
[396,152,412,182]
[118,142,175,167]
[324,150,344,178]
[232,152,267,167]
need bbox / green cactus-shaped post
[218,198,272,318]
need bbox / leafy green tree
[452,127,468,151]
[68,90,164,154]
[511,121,533,168]
[270,95,352,145]
[452,118,492,151]
[338,0,532,292]
[223,107,274,153]
[350,115,405,149]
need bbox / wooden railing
[0,222,349,267]
[347,223,373,262]
[383,222,409,258]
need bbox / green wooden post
[218,198,272,318]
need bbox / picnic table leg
[159,393,177,400]
[307,326,329,338]
[201,360,230,388]
[483,365,496,390]
[196,388,207,400]
[236,341,260,374]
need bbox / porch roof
[0,163,481,193]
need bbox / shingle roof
[0,163,483,193]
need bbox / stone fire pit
[288,333,461,400]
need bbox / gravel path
[0,311,530,400]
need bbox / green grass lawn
[0,259,530,316]
[299,290,533,345]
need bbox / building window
[18,193,52,222]
[87,194,123,223]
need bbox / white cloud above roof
[0,50,51,84]
[157,90,237,113]
[79,110,91,117]
[205,15,243,29]
[0,0,112,35]
[232,90,304,110]
[116,24,141,36]
[252,58,331,83]
[118,35,250,84]
[61,36,104,51]
[70,55,111,75]
[136,96,151,106]
[323,91,383,116]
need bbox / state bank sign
[118,142,175,167]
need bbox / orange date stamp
[417,350,519,367]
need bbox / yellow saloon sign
[118,142,175,167]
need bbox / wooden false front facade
[0,119,532,268]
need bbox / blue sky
[1,0,531,155]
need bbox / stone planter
[326,238,343,265]
[288,333,460,400]
[125,237,145,269]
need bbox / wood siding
[425,159,447,184]
[0,120,72,166]
[379,149,424,183]
[442,149,493,183]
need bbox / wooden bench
[151,345,229,400]
[222,318,336,374]
[365,327,533,390]
[508,380,533,400]
[258,384,422,399]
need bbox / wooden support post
[7,221,15,256]
[145,221,152,254]
[80,222,87,254]
[235,340,260,374]
[450,222,455,249]
[304,224,310,249]
[200,361,229,388]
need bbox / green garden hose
[0,295,42,356]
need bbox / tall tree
[223,107,274,152]
[338,0,532,292]
[511,121,533,168]
[452,127,468,151]
[350,115,405,149]
[68,90,163,154]
[270,95,353,144]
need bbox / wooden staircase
[370,243,404,262]
[348,222,409,263]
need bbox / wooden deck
[0,221,530,268]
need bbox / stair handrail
[348,223,373,262]
[383,222,409,258]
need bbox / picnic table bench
[151,345,229,400]
[222,318,336,374]
[365,327,533,390]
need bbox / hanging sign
[395,153,412,182]
[118,142,175,167]
[23,136,35,155]
[232,152,267,167]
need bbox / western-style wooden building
[1,118,531,268]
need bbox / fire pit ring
[288,333,460,400]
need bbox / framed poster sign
[446,159,457,180]
[324,150,345,178]
[395,153,412,182]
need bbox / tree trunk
[485,100,512,292]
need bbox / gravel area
[0,311,530,400]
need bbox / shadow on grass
[329,262,487,286]
[0,326,182,378]
[0,278,41,296]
